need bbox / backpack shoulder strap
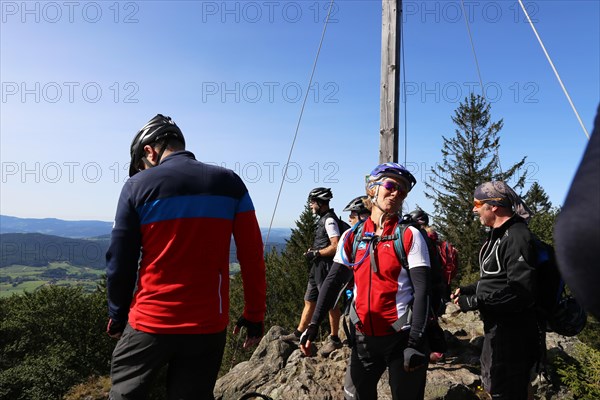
[350,220,366,263]
[393,222,411,269]
[394,222,435,276]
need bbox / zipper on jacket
[218,271,223,314]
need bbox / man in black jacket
[452,181,540,400]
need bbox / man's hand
[299,324,318,356]
[403,347,427,372]
[450,287,461,304]
[457,295,479,312]
[233,316,264,349]
[106,319,126,339]
[304,250,319,261]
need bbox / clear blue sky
[1,1,598,228]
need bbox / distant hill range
[0,215,289,268]
[0,215,113,238]
[0,233,109,269]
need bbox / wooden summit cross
[379,0,402,164]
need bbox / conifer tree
[528,207,559,245]
[523,181,557,244]
[285,201,318,261]
[223,201,316,375]
[269,201,318,327]
[425,94,527,282]
[524,181,552,214]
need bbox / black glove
[299,323,318,346]
[234,316,264,339]
[106,319,126,338]
[459,285,476,296]
[457,295,479,312]
[403,347,427,371]
[304,250,319,261]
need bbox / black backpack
[335,214,351,235]
[320,210,351,238]
[533,236,586,337]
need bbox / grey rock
[215,304,583,400]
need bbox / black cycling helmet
[343,196,369,214]
[129,114,185,177]
[308,187,333,202]
[409,208,429,226]
[548,297,587,337]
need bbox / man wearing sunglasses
[106,114,266,400]
[451,181,539,400]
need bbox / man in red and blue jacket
[106,114,266,400]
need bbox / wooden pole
[379,0,401,163]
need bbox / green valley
[0,262,105,298]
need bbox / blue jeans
[110,324,227,400]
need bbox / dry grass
[63,376,111,400]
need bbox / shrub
[554,342,600,399]
[0,286,114,400]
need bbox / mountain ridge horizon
[0,214,292,242]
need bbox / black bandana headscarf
[474,181,533,222]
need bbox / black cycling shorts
[304,259,333,302]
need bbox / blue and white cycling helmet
[367,162,417,192]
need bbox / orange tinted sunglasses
[473,197,503,208]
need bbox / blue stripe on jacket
[237,192,255,213]
[136,192,255,225]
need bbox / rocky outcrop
[215,303,580,400]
